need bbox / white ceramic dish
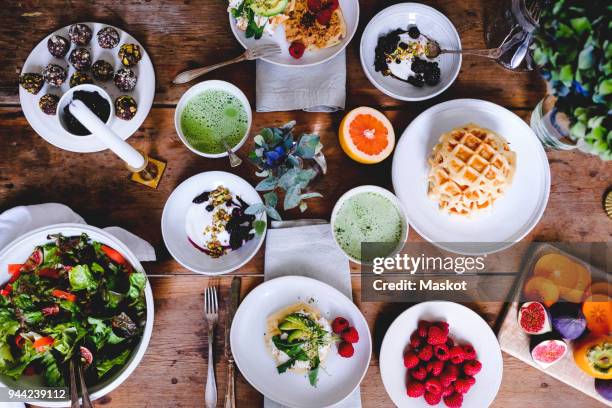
[392,99,550,255]
[379,301,503,408]
[56,83,114,130]
[229,0,360,67]
[330,185,409,264]
[360,3,461,101]
[231,276,372,408]
[161,171,266,275]
[174,80,252,158]
[19,22,155,153]
[0,223,154,407]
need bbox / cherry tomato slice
[101,245,126,264]
[52,289,76,302]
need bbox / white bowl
[380,301,503,408]
[161,171,266,275]
[231,276,372,408]
[392,99,551,255]
[229,0,360,67]
[56,83,114,133]
[330,185,409,264]
[174,80,252,158]
[0,223,154,407]
[19,22,155,153]
[360,3,461,101]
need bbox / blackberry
[205,204,215,212]
[407,75,425,87]
[411,57,427,74]
[424,67,441,86]
[407,26,420,39]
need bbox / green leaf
[45,322,87,359]
[23,311,44,325]
[263,191,278,208]
[0,310,19,342]
[245,203,265,215]
[555,23,574,38]
[69,265,97,291]
[253,134,265,146]
[300,192,323,200]
[570,121,586,139]
[578,45,594,70]
[255,176,278,191]
[96,349,131,378]
[559,64,574,86]
[598,79,612,95]
[91,262,105,275]
[41,351,64,387]
[299,201,308,213]
[127,272,146,301]
[0,343,14,369]
[284,186,302,210]
[254,220,267,236]
[570,17,591,35]
[295,134,321,159]
[265,205,282,221]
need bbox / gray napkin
[264,223,361,408]
[256,51,346,112]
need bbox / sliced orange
[339,107,395,164]
[533,253,591,302]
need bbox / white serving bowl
[161,171,266,275]
[56,83,114,133]
[360,3,461,101]
[330,185,409,264]
[174,80,252,158]
[0,223,154,407]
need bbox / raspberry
[418,345,433,361]
[403,352,420,369]
[443,392,464,408]
[424,391,442,405]
[406,381,425,398]
[442,384,455,397]
[316,8,333,25]
[417,320,431,337]
[331,317,349,334]
[307,0,322,11]
[462,344,477,360]
[337,341,354,358]
[325,0,339,11]
[463,360,482,376]
[425,378,442,395]
[449,346,466,364]
[436,321,450,335]
[426,360,444,377]
[427,325,448,345]
[288,41,305,59]
[446,337,455,348]
[410,332,422,349]
[434,344,450,361]
[341,327,359,343]
[410,364,427,381]
[453,377,473,394]
[440,365,459,387]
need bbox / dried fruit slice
[523,276,560,307]
[339,107,395,164]
[530,335,568,369]
[533,253,591,302]
[518,301,552,335]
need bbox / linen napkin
[256,51,346,112]
[0,203,156,262]
[263,222,361,408]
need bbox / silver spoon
[223,139,242,167]
[173,43,282,84]
[425,40,504,60]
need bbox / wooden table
[1,1,610,407]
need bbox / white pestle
[69,99,146,170]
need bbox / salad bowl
[0,223,154,407]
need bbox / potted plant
[530,0,611,160]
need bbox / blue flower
[572,80,590,97]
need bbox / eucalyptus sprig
[245,121,324,220]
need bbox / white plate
[360,3,461,101]
[229,0,359,67]
[19,22,155,153]
[231,276,372,408]
[380,301,503,408]
[161,171,266,275]
[0,223,154,407]
[392,99,550,255]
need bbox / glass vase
[530,95,577,150]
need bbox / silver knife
[224,277,241,408]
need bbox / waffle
[427,124,517,216]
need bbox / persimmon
[582,294,611,335]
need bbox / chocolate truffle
[19,73,44,94]
[113,68,137,92]
[69,71,93,88]
[118,43,142,67]
[69,48,92,71]
[91,60,114,81]
[114,95,138,120]
[38,93,60,115]
[47,35,70,58]
[68,23,92,45]
[97,27,120,49]
[42,64,67,87]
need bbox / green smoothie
[180,89,249,154]
[333,192,403,261]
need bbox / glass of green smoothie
[331,185,409,264]
[174,80,252,158]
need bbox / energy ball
[114,95,138,120]
[38,93,60,115]
[19,73,44,94]
[69,71,93,88]
[91,60,114,81]
[68,23,92,45]
[118,43,142,67]
[42,64,67,87]
[47,35,70,58]
[114,68,137,92]
[69,48,92,71]
[97,27,120,49]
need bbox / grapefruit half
[339,107,395,164]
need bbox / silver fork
[204,284,219,408]
[173,43,282,84]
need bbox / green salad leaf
[69,265,97,292]
[96,349,131,378]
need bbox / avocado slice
[279,314,315,332]
[287,330,310,342]
[250,0,289,17]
